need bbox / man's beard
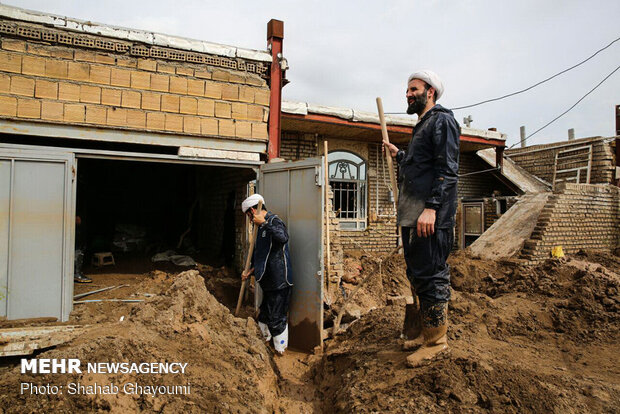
[406,93,427,116]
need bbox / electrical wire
[508,64,620,149]
[384,36,620,115]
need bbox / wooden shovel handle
[235,200,263,316]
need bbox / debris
[73,284,129,300]
[0,326,87,357]
[73,299,144,304]
[151,250,197,267]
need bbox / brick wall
[459,152,515,198]
[506,136,616,185]
[0,34,269,143]
[520,183,620,262]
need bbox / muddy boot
[402,302,423,351]
[406,302,449,368]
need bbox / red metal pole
[267,19,283,160]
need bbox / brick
[165,113,183,132]
[137,59,157,72]
[51,49,73,60]
[179,96,197,114]
[239,86,255,103]
[170,77,187,94]
[0,51,21,73]
[229,73,245,84]
[41,101,64,121]
[252,122,268,139]
[75,50,96,62]
[66,62,90,81]
[0,74,9,93]
[85,105,106,124]
[130,71,150,89]
[183,116,201,134]
[157,63,176,74]
[195,69,212,79]
[64,103,85,122]
[17,99,41,119]
[141,92,161,111]
[95,53,115,65]
[247,105,263,121]
[150,73,169,92]
[254,89,270,105]
[176,67,193,76]
[117,57,137,68]
[161,94,179,112]
[204,81,222,99]
[146,112,165,130]
[245,74,266,87]
[101,88,122,106]
[0,95,17,116]
[200,118,218,135]
[107,107,127,126]
[187,79,204,96]
[196,98,214,116]
[80,85,101,104]
[235,120,252,138]
[58,83,80,101]
[90,65,111,85]
[215,101,231,118]
[2,39,26,52]
[26,44,51,57]
[10,76,35,96]
[218,119,235,137]
[221,84,239,101]
[45,60,68,79]
[126,109,146,128]
[121,90,141,109]
[21,55,46,76]
[110,68,131,87]
[232,102,248,120]
[212,70,230,82]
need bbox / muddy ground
[0,249,619,413]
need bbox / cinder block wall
[520,183,620,262]
[506,137,616,185]
[0,28,269,141]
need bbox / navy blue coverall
[395,104,459,324]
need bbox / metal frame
[328,151,368,230]
[552,145,592,189]
[461,201,485,248]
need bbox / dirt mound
[0,270,278,413]
[315,251,620,413]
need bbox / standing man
[241,194,293,355]
[384,70,459,367]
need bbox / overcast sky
[5,0,619,147]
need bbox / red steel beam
[267,19,284,160]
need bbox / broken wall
[506,136,616,185]
[520,183,620,263]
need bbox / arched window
[328,151,367,230]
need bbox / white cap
[241,194,265,213]
[408,70,444,100]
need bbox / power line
[508,64,620,149]
[384,36,620,115]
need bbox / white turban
[408,70,444,101]
[241,194,265,213]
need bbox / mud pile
[314,251,620,413]
[0,270,278,413]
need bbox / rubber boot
[273,324,288,355]
[406,302,449,368]
[402,302,423,351]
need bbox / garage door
[0,147,75,321]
